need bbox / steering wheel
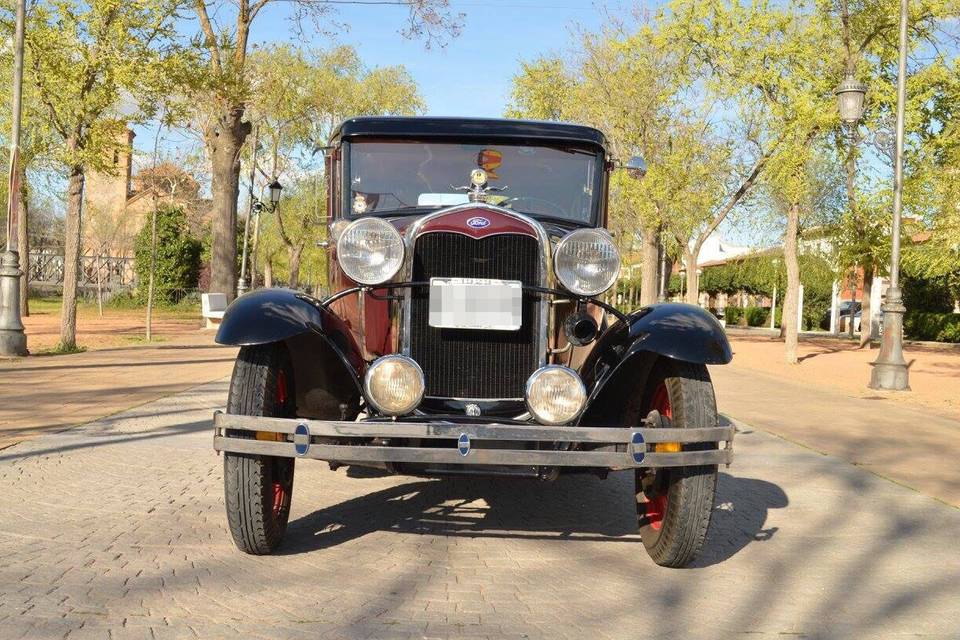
[501,196,566,217]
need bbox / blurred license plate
[429,277,522,331]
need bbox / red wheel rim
[271,480,287,518]
[651,382,672,419]
[275,369,289,407]
[271,370,290,519]
[643,382,672,531]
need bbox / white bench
[202,293,227,330]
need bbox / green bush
[724,307,742,325]
[134,206,202,305]
[902,272,955,313]
[744,306,769,327]
[904,311,960,343]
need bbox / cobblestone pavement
[1,381,958,640]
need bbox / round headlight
[336,217,404,285]
[525,365,587,425]
[553,229,620,296]
[364,355,425,416]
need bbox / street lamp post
[870,0,910,391]
[237,127,259,298]
[0,0,28,357]
[237,179,283,297]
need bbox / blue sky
[248,0,630,118]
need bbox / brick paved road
[1,381,958,639]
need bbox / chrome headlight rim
[335,217,405,286]
[553,228,621,297]
[524,364,588,426]
[363,354,425,417]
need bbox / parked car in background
[212,117,735,568]
[820,300,862,331]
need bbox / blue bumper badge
[631,431,645,464]
[458,433,471,457]
[294,423,310,456]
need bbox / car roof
[330,116,608,152]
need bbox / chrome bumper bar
[212,411,734,469]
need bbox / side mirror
[625,156,647,178]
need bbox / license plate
[428,277,523,331]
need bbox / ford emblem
[466,216,490,229]
[458,433,471,457]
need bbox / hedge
[904,312,960,343]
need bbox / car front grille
[410,232,541,399]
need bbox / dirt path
[726,333,960,418]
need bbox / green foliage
[134,206,202,304]
[246,44,424,176]
[21,0,183,170]
[902,270,956,314]
[904,312,960,343]
[505,57,575,121]
[724,307,771,327]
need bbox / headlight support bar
[320,281,628,323]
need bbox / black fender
[578,303,731,426]
[216,288,364,420]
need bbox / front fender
[217,288,329,345]
[578,303,731,426]
[610,302,732,366]
[216,288,365,420]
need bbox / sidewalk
[0,333,236,449]
[711,362,960,507]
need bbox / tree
[133,205,202,303]
[0,10,59,318]
[21,0,181,350]
[184,0,460,301]
[827,0,957,347]
[507,28,706,305]
[243,44,422,289]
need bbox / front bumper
[212,411,734,469]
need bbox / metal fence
[28,250,136,293]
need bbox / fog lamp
[525,365,587,425]
[364,355,425,416]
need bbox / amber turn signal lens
[654,442,682,453]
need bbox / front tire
[224,343,296,555]
[636,359,718,567]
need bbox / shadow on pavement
[694,473,789,567]
[281,470,788,565]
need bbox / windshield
[344,140,604,224]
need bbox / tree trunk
[145,207,158,341]
[264,260,273,288]
[288,245,303,290]
[639,223,659,306]
[684,249,698,305]
[17,164,28,317]
[859,264,874,348]
[59,166,84,350]
[660,255,673,302]
[207,108,251,300]
[782,202,801,364]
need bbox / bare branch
[194,0,222,74]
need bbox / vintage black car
[213,117,734,567]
